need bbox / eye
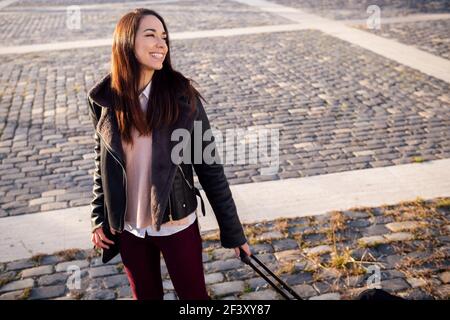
[144,34,167,41]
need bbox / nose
[157,37,167,50]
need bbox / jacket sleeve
[87,96,105,233]
[191,96,247,248]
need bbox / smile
[150,52,164,60]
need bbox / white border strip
[342,13,450,26]
[0,23,308,55]
[0,0,18,10]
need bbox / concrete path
[342,13,450,25]
[232,0,450,83]
[1,158,449,263]
[0,0,17,10]
[0,23,308,55]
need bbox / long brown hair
[110,8,203,145]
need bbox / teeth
[150,53,163,59]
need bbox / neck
[139,68,154,92]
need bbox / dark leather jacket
[87,74,247,253]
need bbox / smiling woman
[87,8,251,301]
[109,9,197,143]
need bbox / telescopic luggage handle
[239,248,302,300]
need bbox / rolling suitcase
[238,248,302,300]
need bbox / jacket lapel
[96,106,126,165]
[150,97,198,229]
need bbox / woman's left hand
[234,242,252,258]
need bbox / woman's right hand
[91,226,115,250]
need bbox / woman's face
[134,14,168,72]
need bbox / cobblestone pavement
[0,197,448,300]
[354,19,450,60]
[0,0,288,46]
[270,0,450,20]
[1,28,450,217]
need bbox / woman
[87,8,251,300]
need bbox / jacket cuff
[91,219,104,233]
[220,231,247,249]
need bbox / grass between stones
[30,253,46,266]
[19,288,31,300]
[54,248,84,261]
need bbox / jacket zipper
[177,164,193,189]
[168,193,173,221]
[96,132,127,233]
[177,164,206,217]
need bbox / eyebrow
[143,28,167,35]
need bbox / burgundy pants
[118,219,210,300]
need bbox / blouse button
[182,203,186,208]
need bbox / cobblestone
[28,285,66,300]
[384,232,415,242]
[103,274,128,289]
[246,277,269,291]
[20,265,54,278]
[310,292,341,300]
[55,260,89,272]
[386,221,423,232]
[434,285,450,299]
[205,272,224,285]
[439,271,450,284]
[0,290,25,300]
[272,239,299,251]
[406,277,428,288]
[358,235,387,247]
[0,279,34,293]
[381,269,406,281]
[282,272,314,286]
[210,281,245,297]
[117,285,132,299]
[403,289,435,300]
[88,265,118,278]
[256,231,284,241]
[83,289,115,300]
[292,284,317,299]
[250,243,274,254]
[381,278,410,292]
[37,273,69,287]
[361,224,390,236]
[204,259,242,273]
[6,259,36,271]
[240,289,278,300]
[303,245,333,256]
